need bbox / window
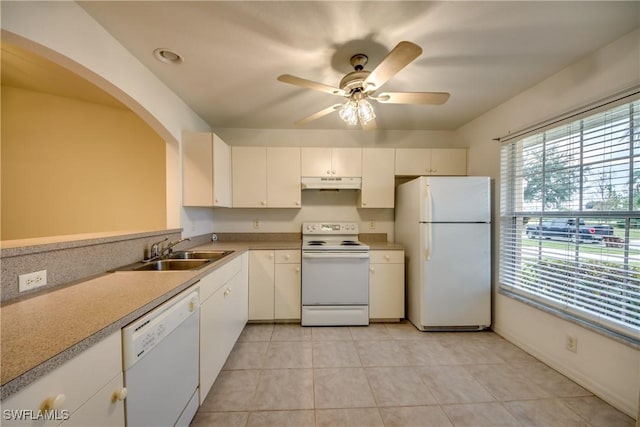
[500,98,640,343]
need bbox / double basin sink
[115,250,234,272]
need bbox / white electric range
[301,222,370,326]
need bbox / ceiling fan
[277,41,449,130]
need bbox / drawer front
[275,250,301,264]
[370,250,404,264]
[199,256,242,301]
[2,332,121,425]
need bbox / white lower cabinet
[2,332,125,426]
[249,250,301,321]
[199,253,249,403]
[369,250,405,320]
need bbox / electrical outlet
[253,219,260,229]
[369,221,376,230]
[565,335,578,353]
[18,270,48,292]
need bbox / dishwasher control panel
[122,289,199,369]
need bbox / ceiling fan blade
[295,104,342,125]
[278,74,345,96]
[363,41,422,91]
[375,92,450,105]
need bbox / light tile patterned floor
[191,322,635,427]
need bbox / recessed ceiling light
[153,48,183,64]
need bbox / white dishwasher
[122,288,200,427]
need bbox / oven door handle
[302,252,370,259]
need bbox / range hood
[301,177,361,190]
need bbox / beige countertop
[0,239,401,399]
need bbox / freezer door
[423,177,490,223]
[420,223,490,328]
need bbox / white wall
[457,28,640,418]
[0,1,211,232]
[210,190,395,239]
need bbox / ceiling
[8,2,640,131]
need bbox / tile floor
[191,322,635,427]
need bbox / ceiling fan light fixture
[339,100,359,126]
[357,99,375,125]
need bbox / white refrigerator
[395,176,491,331]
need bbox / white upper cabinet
[267,147,301,208]
[182,132,232,207]
[301,147,362,177]
[395,148,467,176]
[359,148,395,208]
[232,146,268,207]
[430,148,468,175]
[232,146,301,208]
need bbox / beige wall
[1,86,167,240]
[457,28,640,418]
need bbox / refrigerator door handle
[425,184,432,261]
[424,223,432,261]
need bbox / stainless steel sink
[169,250,234,261]
[130,259,212,271]
[112,250,234,271]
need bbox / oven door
[301,251,369,305]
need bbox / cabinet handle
[362,202,367,206]
[326,170,331,175]
[261,201,267,206]
[332,170,336,175]
[224,288,231,297]
[214,199,219,203]
[370,267,375,273]
[285,254,290,260]
[384,255,390,261]
[295,267,300,273]
[295,201,300,206]
[112,387,128,402]
[42,394,66,411]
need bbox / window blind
[499,99,640,343]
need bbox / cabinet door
[59,374,125,427]
[232,147,267,207]
[370,263,405,319]
[2,332,122,426]
[212,135,232,206]
[274,263,301,320]
[267,147,301,208]
[430,148,467,176]
[360,148,395,208]
[369,251,405,320]
[248,250,275,320]
[395,148,430,175]
[301,147,332,176]
[199,265,248,402]
[182,132,213,206]
[331,148,362,177]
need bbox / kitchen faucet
[148,237,169,260]
[161,237,191,257]
[146,237,191,261]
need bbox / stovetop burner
[301,222,369,251]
